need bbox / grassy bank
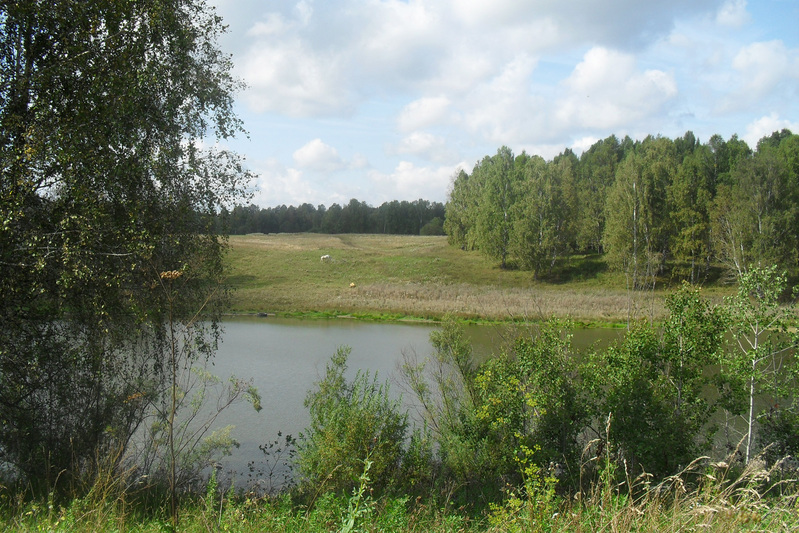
[225,233,731,324]
[5,458,797,532]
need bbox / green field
[225,233,731,323]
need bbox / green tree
[586,284,725,478]
[668,145,715,282]
[711,149,798,280]
[575,135,623,253]
[445,169,479,250]
[474,147,519,269]
[401,316,476,443]
[341,198,372,233]
[506,320,587,474]
[420,216,445,235]
[659,284,726,443]
[603,137,675,290]
[511,154,550,276]
[723,266,798,463]
[400,317,490,499]
[321,203,344,233]
[511,154,576,278]
[0,0,248,489]
[708,133,752,187]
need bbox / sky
[208,0,799,209]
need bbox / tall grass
[4,448,796,532]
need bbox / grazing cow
[350,282,356,288]
[321,254,331,262]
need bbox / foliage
[402,317,587,503]
[444,169,479,250]
[667,145,715,283]
[509,322,588,474]
[486,443,559,532]
[443,129,799,284]
[603,137,675,290]
[4,282,799,530]
[298,347,408,497]
[759,407,799,466]
[473,147,519,269]
[420,216,446,236]
[575,135,624,254]
[3,451,799,532]
[722,265,799,463]
[339,457,376,533]
[246,432,298,495]
[711,150,799,280]
[511,154,576,278]
[401,315,476,439]
[0,0,249,495]
[226,198,446,235]
[401,315,491,498]
[585,284,726,477]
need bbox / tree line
[445,130,799,285]
[224,198,446,236]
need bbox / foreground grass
[5,458,798,532]
[226,233,731,324]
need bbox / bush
[298,347,408,497]
[420,217,446,235]
[760,406,799,465]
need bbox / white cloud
[743,113,799,148]
[397,96,452,132]
[451,0,723,50]
[295,0,313,26]
[732,40,797,97]
[714,40,799,113]
[232,0,722,119]
[236,5,354,117]
[209,0,799,207]
[571,136,601,154]
[239,41,352,116]
[393,132,458,164]
[349,153,370,170]
[716,0,750,28]
[293,139,346,172]
[555,47,678,130]
[249,159,315,208]
[369,161,466,202]
[460,54,545,145]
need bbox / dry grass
[225,233,676,323]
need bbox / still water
[203,316,623,488]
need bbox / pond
[200,316,624,490]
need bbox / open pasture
[225,233,684,323]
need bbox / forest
[446,130,799,286]
[225,198,446,236]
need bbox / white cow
[321,254,331,262]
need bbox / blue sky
[209,0,799,208]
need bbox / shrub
[298,347,408,497]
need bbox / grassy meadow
[225,233,730,324]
